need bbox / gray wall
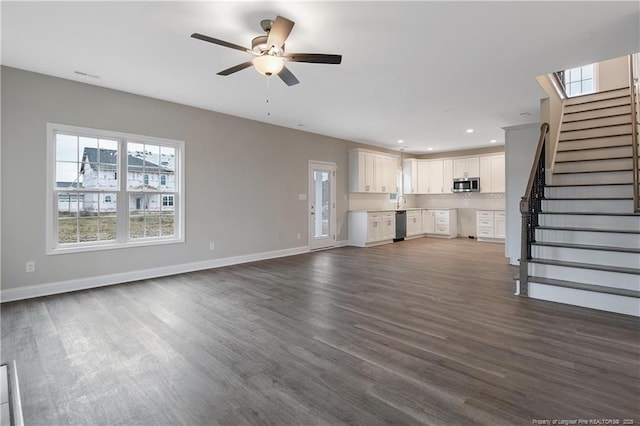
[1,66,351,291]
[504,123,540,265]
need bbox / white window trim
[46,122,185,255]
[565,63,598,97]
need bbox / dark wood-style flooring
[1,238,639,425]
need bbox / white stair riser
[541,199,633,213]
[555,146,632,162]
[559,124,631,141]
[554,158,632,174]
[551,171,633,185]
[527,283,640,317]
[561,114,630,131]
[564,95,630,113]
[528,263,640,290]
[564,88,629,106]
[557,134,632,151]
[531,246,640,269]
[563,105,631,122]
[545,184,633,198]
[539,214,640,231]
[535,229,640,249]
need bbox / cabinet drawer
[407,211,421,219]
[476,211,494,219]
[476,218,493,227]
[435,218,449,226]
[434,210,449,218]
[495,211,505,218]
[368,212,381,220]
[435,225,450,234]
[477,227,495,238]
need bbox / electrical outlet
[296,233,301,240]
[209,242,215,251]
[26,261,35,273]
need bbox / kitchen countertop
[348,208,457,213]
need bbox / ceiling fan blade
[266,16,294,49]
[278,66,299,86]
[217,61,254,76]
[285,53,342,64]
[191,33,251,53]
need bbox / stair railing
[629,54,639,213]
[553,71,568,100]
[519,122,550,296]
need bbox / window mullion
[117,139,128,243]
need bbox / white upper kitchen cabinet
[442,159,453,193]
[479,154,505,193]
[453,157,480,179]
[402,159,418,194]
[427,159,444,194]
[349,149,398,193]
[381,155,398,193]
[416,160,429,194]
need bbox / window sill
[47,236,185,255]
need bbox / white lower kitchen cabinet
[406,210,423,237]
[422,209,458,238]
[349,211,396,247]
[476,210,505,242]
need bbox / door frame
[308,161,337,251]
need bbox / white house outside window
[47,123,185,254]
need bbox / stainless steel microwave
[453,177,480,192]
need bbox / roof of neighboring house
[56,181,81,189]
[80,148,172,173]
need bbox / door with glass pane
[309,161,336,250]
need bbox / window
[563,64,596,97]
[47,123,184,253]
[162,195,174,207]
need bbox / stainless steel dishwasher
[394,210,406,242]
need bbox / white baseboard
[0,245,310,302]
[336,239,349,247]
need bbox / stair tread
[554,155,632,163]
[537,225,640,234]
[562,112,631,124]
[556,143,632,153]
[545,183,633,187]
[564,102,631,115]
[561,122,631,133]
[543,197,632,200]
[553,168,633,175]
[559,132,632,142]
[529,258,640,275]
[540,211,639,216]
[564,90,630,104]
[532,241,640,254]
[526,276,640,298]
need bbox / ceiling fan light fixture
[253,54,284,76]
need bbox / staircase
[520,87,640,317]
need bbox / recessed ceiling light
[427,147,433,151]
[397,139,404,144]
[466,129,474,133]
[490,139,497,143]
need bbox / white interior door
[309,161,336,251]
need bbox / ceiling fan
[191,15,342,86]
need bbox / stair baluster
[519,123,550,296]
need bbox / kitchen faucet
[396,195,407,210]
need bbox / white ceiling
[2,1,639,154]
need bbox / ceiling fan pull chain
[266,76,271,117]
